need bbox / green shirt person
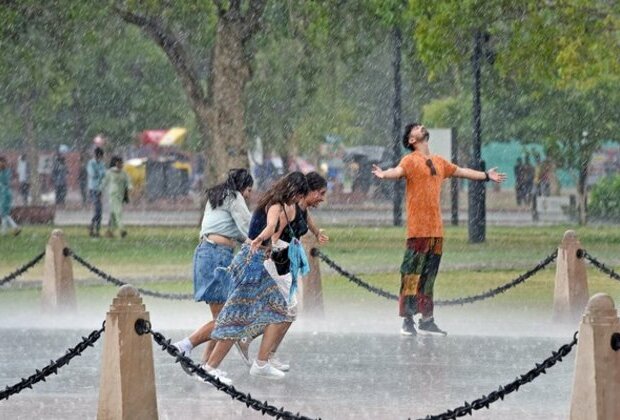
[101,156,131,238]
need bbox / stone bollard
[97,285,158,420]
[552,230,589,324]
[300,233,324,317]
[41,229,76,312]
[569,293,620,420]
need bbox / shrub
[590,175,620,221]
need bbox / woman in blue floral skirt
[200,171,309,384]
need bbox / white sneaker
[172,341,191,357]
[200,364,233,386]
[234,338,252,367]
[173,342,194,375]
[250,361,285,380]
[268,355,290,372]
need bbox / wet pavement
[0,299,578,420]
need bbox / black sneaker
[400,317,416,336]
[418,317,447,336]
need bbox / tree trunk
[116,3,266,189]
[22,96,40,206]
[72,89,88,151]
[577,159,588,225]
[205,18,251,185]
[391,25,403,227]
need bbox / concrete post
[97,285,158,420]
[570,293,620,420]
[41,229,76,312]
[300,233,324,317]
[553,230,589,323]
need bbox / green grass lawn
[1,224,619,312]
[2,224,620,270]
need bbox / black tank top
[280,204,308,243]
[248,206,280,246]
[271,204,309,275]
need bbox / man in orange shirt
[372,123,506,336]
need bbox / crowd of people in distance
[514,153,558,206]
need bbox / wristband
[484,171,490,182]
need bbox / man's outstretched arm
[453,166,506,183]
[372,164,405,180]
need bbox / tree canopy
[0,0,616,189]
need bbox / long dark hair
[207,168,254,209]
[305,171,327,191]
[257,171,309,210]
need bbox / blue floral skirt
[211,244,290,340]
[192,241,234,304]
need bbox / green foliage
[1,0,617,167]
[498,0,620,90]
[590,175,620,221]
[409,0,620,90]
[0,1,196,151]
[63,24,194,150]
[246,1,398,155]
[422,95,469,134]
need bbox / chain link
[0,245,590,417]
[315,249,557,306]
[136,320,319,420]
[0,251,45,287]
[0,323,105,401]
[315,249,399,300]
[417,331,578,420]
[67,248,193,301]
[436,250,557,306]
[583,251,620,282]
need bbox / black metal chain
[416,331,578,420]
[0,322,105,401]
[436,250,557,306]
[313,249,399,300]
[314,249,558,306]
[583,250,620,282]
[134,319,319,420]
[67,248,193,301]
[0,251,45,287]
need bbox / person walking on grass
[101,156,131,238]
[17,153,29,205]
[173,169,254,366]
[372,123,506,336]
[0,156,21,236]
[195,171,309,385]
[51,151,68,207]
[87,147,106,237]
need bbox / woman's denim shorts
[192,240,234,304]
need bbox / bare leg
[205,339,235,369]
[201,303,224,362]
[257,323,288,362]
[270,321,292,354]
[187,320,215,348]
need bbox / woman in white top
[174,168,253,365]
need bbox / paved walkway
[0,297,578,419]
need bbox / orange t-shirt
[398,151,458,238]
